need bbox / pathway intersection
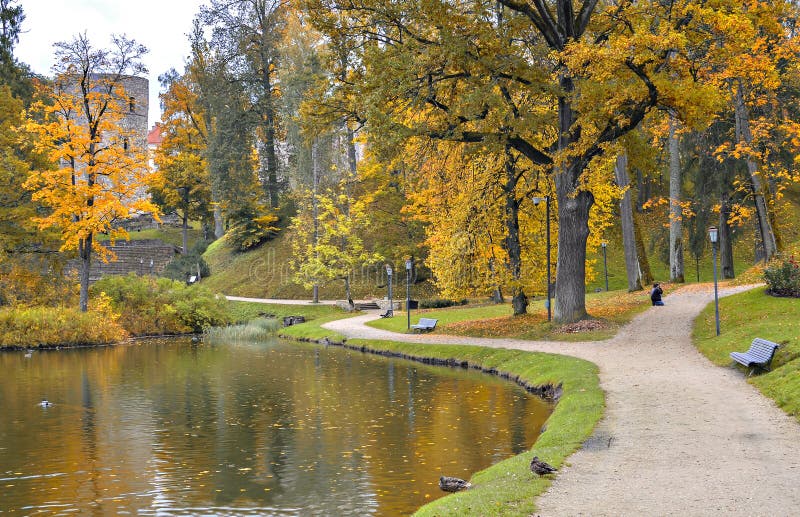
[320,285,800,515]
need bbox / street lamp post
[601,242,609,291]
[386,264,394,317]
[532,196,552,321]
[405,258,413,331]
[709,226,721,336]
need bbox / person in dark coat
[650,283,664,306]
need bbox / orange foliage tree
[23,34,155,312]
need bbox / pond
[0,338,552,515]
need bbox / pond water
[0,338,551,516]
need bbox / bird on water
[530,456,557,476]
[39,399,52,408]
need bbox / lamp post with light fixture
[405,258,413,330]
[532,196,552,321]
[601,242,609,291]
[709,226,721,336]
[385,264,393,317]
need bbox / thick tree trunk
[503,148,527,315]
[78,234,92,313]
[733,82,777,261]
[553,182,592,323]
[550,73,593,323]
[719,194,735,279]
[614,153,642,291]
[668,115,685,283]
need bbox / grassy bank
[693,287,800,421]
[272,306,604,515]
[368,289,652,342]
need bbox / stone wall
[67,239,179,283]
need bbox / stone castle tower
[117,74,149,152]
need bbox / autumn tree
[199,0,287,209]
[23,34,155,312]
[290,171,382,301]
[150,69,214,252]
[306,0,743,322]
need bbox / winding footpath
[320,285,800,516]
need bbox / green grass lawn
[693,287,800,421]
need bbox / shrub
[92,273,231,334]
[418,298,469,309]
[228,211,280,251]
[0,296,127,348]
[162,253,211,282]
[764,256,800,298]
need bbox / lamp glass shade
[385,265,392,275]
[405,258,412,270]
[601,242,607,248]
[708,226,718,243]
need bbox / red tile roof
[147,123,163,145]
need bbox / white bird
[39,399,52,408]
[24,350,32,358]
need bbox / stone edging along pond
[280,331,604,516]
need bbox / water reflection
[0,338,551,515]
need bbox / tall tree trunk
[719,193,735,279]
[78,234,92,312]
[633,212,654,286]
[733,81,778,261]
[668,115,685,283]
[261,96,279,209]
[636,168,650,212]
[312,140,320,303]
[552,75,591,323]
[614,152,642,291]
[503,147,527,315]
[181,209,189,255]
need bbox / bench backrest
[748,338,780,362]
[418,318,438,327]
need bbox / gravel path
[322,285,800,516]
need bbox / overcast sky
[15,0,208,126]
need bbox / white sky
[15,0,208,126]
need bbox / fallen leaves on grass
[554,319,609,333]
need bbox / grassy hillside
[201,231,438,300]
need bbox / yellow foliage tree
[23,34,155,312]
